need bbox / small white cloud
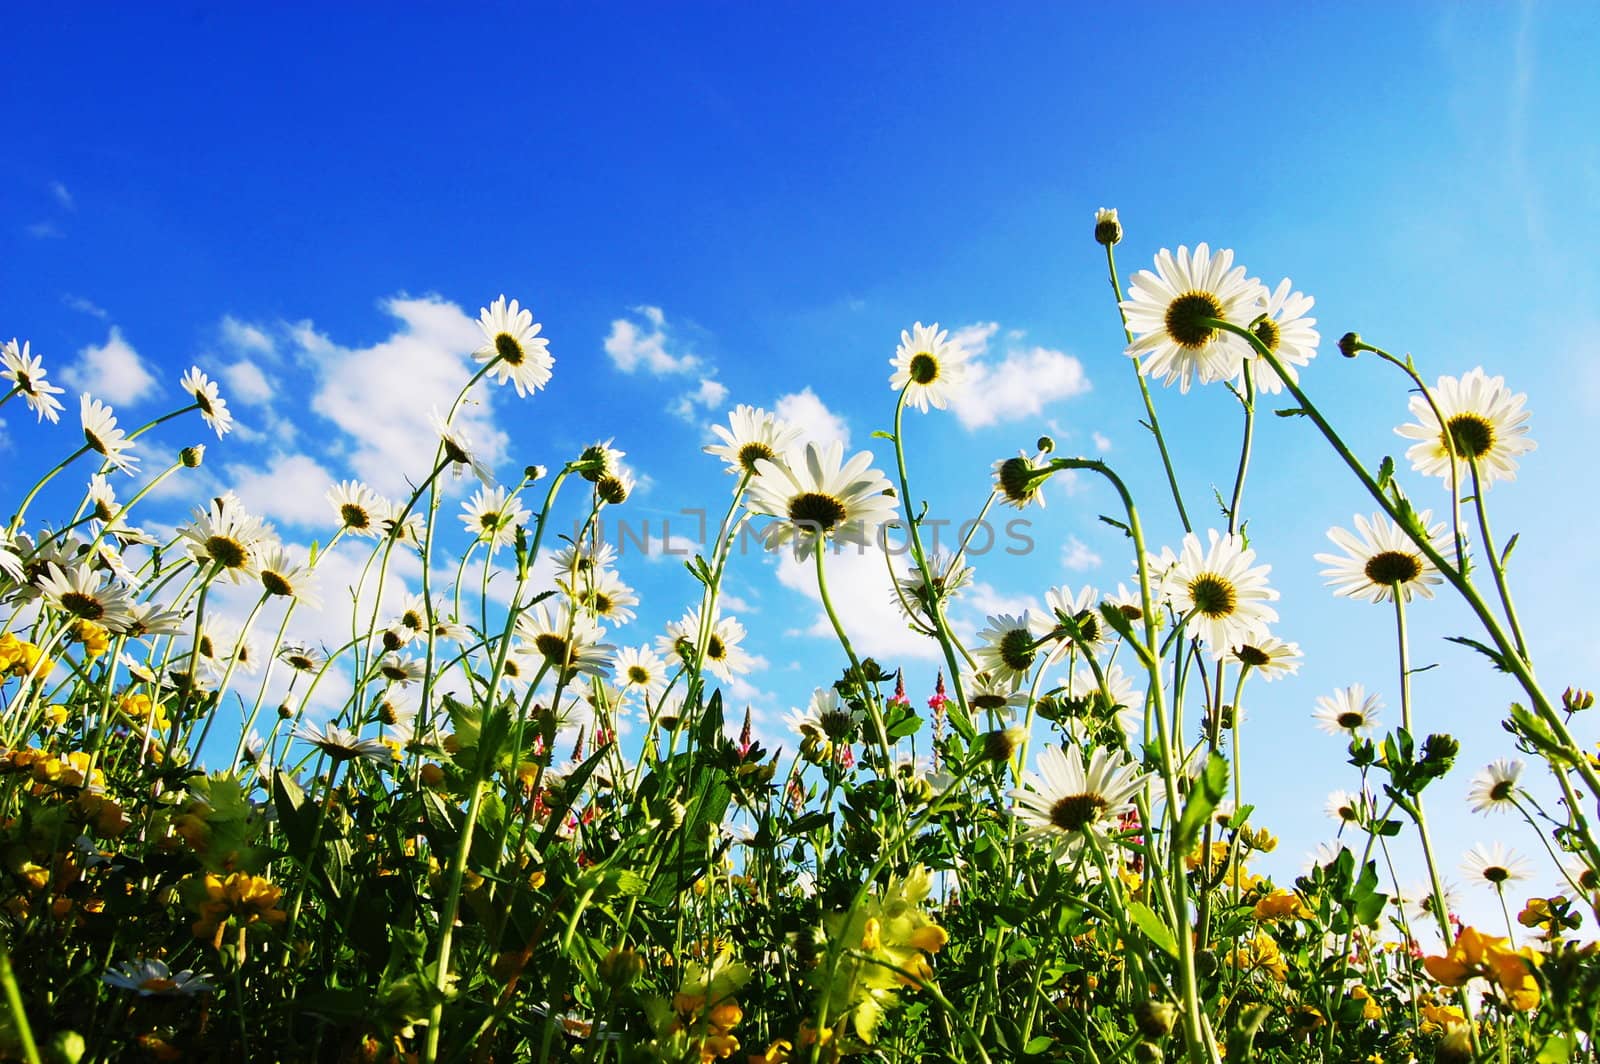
[25,222,63,239]
[774,543,941,661]
[221,316,277,359]
[221,359,274,406]
[1092,431,1112,453]
[671,376,729,421]
[603,305,698,375]
[774,387,850,450]
[1061,537,1102,572]
[61,326,158,405]
[224,452,336,527]
[50,181,73,210]
[62,294,106,319]
[946,323,1092,431]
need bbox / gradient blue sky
[5,3,1599,927]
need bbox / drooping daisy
[1062,662,1144,737]
[1120,244,1268,393]
[375,498,425,547]
[973,612,1052,688]
[1461,842,1532,889]
[889,321,970,412]
[1315,511,1446,604]
[473,295,554,397]
[551,541,618,584]
[594,465,634,506]
[705,404,804,477]
[327,481,385,539]
[1395,368,1536,489]
[36,562,135,632]
[279,643,324,674]
[120,601,187,640]
[1324,788,1375,829]
[460,485,530,548]
[515,601,615,680]
[1242,278,1318,395]
[992,452,1049,510]
[1312,684,1383,737]
[429,409,495,486]
[783,686,860,742]
[1044,585,1106,652]
[656,607,753,682]
[2,339,66,423]
[893,550,974,624]
[376,653,427,688]
[255,545,321,607]
[80,394,140,474]
[1467,759,1525,816]
[294,721,394,765]
[1010,744,1146,865]
[614,645,670,702]
[746,441,897,560]
[964,670,1029,720]
[1162,530,1278,658]
[102,958,213,997]
[1093,207,1122,247]
[1233,636,1303,681]
[563,567,638,626]
[179,367,233,437]
[181,493,275,583]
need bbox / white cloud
[61,326,158,405]
[1092,431,1112,453]
[671,376,729,421]
[62,294,106,319]
[604,305,699,375]
[221,359,274,406]
[774,387,850,450]
[946,322,1092,431]
[301,295,507,497]
[222,316,277,358]
[25,222,63,239]
[223,452,337,528]
[1061,537,1102,572]
[774,543,941,661]
[50,181,73,210]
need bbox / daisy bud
[419,763,445,788]
[1337,332,1362,359]
[277,702,293,719]
[982,727,1027,762]
[1133,999,1177,1040]
[1094,207,1122,247]
[525,464,547,482]
[1036,435,1055,454]
[598,946,644,985]
[596,474,629,505]
[1563,687,1593,712]
[180,445,205,468]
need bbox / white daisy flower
[1120,244,1268,393]
[964,670,1029,720]
[294,721,394,765]
[656,607,753,682]
[2,339,66,423]
[562,567,638,626]
[1162,530,1278,658]
[180,493,276,583]
[1010,744,1145,865]
[327,480,386,538]
[576,439,626,484]
[1242,278,1318,395]
[515,601,615,679]
[783,686,859,742]
[1044,584,1106,652]
[79,394,140,474]
[1233,636,1303,681]
[102,958,213,997]
[889,321,970,412]
[1062,662,1144,737]
[474,295,553,397]
[36,562,135,632]
[0,534,23,584]
[614,645,670,702]
[1395,368,1536,489]
[279,643,324,674]
[551,541,618,584]
[1467,759,1524,816]
[179,367,233,437]
[1315,511,1447,604]
[893,550,974,624]
[121,601,187,640]
[460,485,530,548]
[429,408,495,486]
[1093,207,1122,246]
[256,545,321,607]
[705,404,804,477]
[1312,684,1383,737]
[594,464,634,506]
[376,654,427,687]
[992,452,1049,510]
[1461,841,1532,889]
[746,441,897,560]
[973,611,1053,688]
[375,497,425,547]
[1324,788,1376,828]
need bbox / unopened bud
[982,727,1027,762]
[1563,687,1594,712]
[1036,435,1055,455]
[419,763,444,788]
[276,702,293,719]
[1093,207,1122,247]
[1133,1000,1177,1040]
[599,946,645,985]
[1337,332,1362,359]
[180,445,205,468]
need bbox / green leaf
[1536,1033,1575,1063]
[1127,901,1178,960]
[1174,753,1228,855]
[1445,635,1513,673]
[1273,407,1308,418]
[1022,1035,1055,1055]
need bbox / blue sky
[5,3,1599,926]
